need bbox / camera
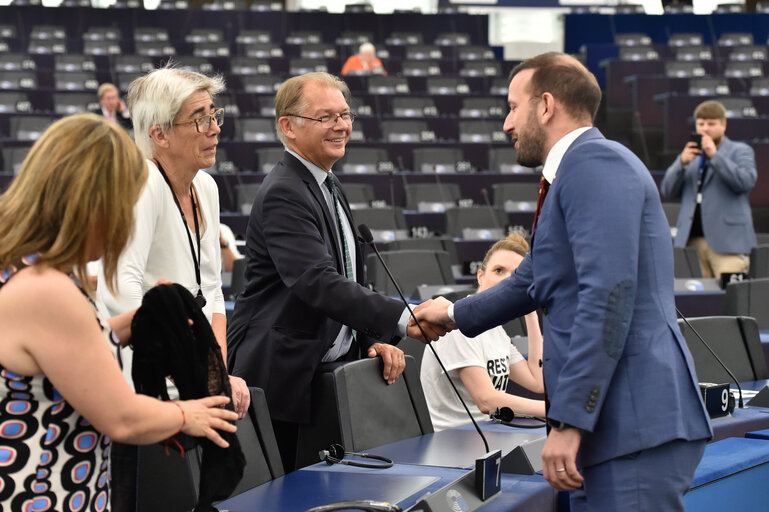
[689,132,702,150]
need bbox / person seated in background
[220,222,244,273]
[93,82,133,131]
[341,42,386,76]
[0,113,237,510]
[420,234,546,431]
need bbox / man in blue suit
[414,53,712,510]
[661,100,756,279]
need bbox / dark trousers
[271,419,300,473]
[110,441,137,512]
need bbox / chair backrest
[235,183,260,214]
[339,182,374,207]
[136,442,199,512]
[673,246,703,278]
[749,245,769,278]
[366,249,454,297]
[405,182,461,209]
[445,206,507,238]
[677,315,769,383]
[351,207,406,231]
[726,278,769,330]
[412,148,465,173]
[229,257,247,300]
[334,356,433,451]
[388,237,458,266]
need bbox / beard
[515,107,547,168]
[711,134,723,146]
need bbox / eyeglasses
[174,108,224,133]
[286,112,355,127]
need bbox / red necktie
[532,176,550,233]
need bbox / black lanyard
[154,160,206,308]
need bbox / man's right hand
[680,141,702,166]
[409,296,457,343]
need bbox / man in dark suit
[227,72,438,471]
[92,83,133,131]
[661,100,756,279]
[414,53,712,510]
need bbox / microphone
[675,307,744,409]
[480,188,503,232]
[358,223,490,454]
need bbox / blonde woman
[0,114,236,510]
[420,234,546,431]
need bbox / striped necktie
[324,174,354,280]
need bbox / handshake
[405,296,458,343]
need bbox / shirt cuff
[447,303,456,323]
[396,306,411,338]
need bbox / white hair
[359,42,375,54]
[127,64,225,158]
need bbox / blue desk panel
[370,427,544,469]
[710,405,769,442]
[216,470,437,512]
[685,437,769,511]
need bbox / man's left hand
[541,427,584,490]
[228,375,251,419]
[368,343,406,385]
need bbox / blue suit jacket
[661,136,756,254]
[454,129,712,468]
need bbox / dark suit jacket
[661,136,757,254]
[227,152,403,423]
[454,129,712,468]
[89,107,133,131]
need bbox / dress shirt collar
[286,148,333,187]
[541,126,592,184]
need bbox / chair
[665,61,706,78]
[289,58,328,75]
[117,72,142,93]
[615,33,652,46]
[445,206,507,239]
[255,147,284,173]
[294,355,431,468]
[458,46,495,61]
[10,116,58,141]
[134,28,169,43]
[235,183,261,213]
[339,147,390,174]
[0,92,30,113]
[237,119,276,142]
[392,97,438,118]
[380,120,428,143]
[618,46,659,61]
[677,316,769,383]
[387,237,459,267]
[2,146,30,173]
[675,46,713,62]
[369,76,409,95]
[459,120,507,143]
[750,78,769,96]
[435,32,470,46]
[84,40,121,56]
[351,207,408,241]
[402,60,441,77]
[0,54,35,71]
[492,182,539,213]
[230,57,271,76]
[53,92,98,115]
[135,42,176,57]
[83,26,120,42]
[674,246,703,278]
[488,147,537,174]
[194,42,230,58]
[241,43,284,59]
[412,148,467,174]
[716,2,745,12]
[460,61,502,77]
[242,75,281,94]
[55,55,96,72]
[137,387,283,511]
[285,31,323,45]
[386,32,422,46]
[229,257,247,300]
[405,182,461,211]
[460,98,506,118]
[366,250,454,296]
[668,33,704,47]
[185,28,224,43]
[749,245,769,278]
[726,278,769,330]
[724,61,763,79]
[299,43,336,59]
[54,71,98,91]
[728,46,768,62]
[426,77,470,95]
[175,58,214,74]
[719,97,757,118]
[489,78,509,95]
[114,55,154,74]
[236,30,271,44]
[405,45,443,60]
[253,96,275,117]
[717,33,753,47]
[339,182,374,209]
[689,78,729,96]
[335,31,373,46]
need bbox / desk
[216,462,557,512]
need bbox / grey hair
[127,64,225,158]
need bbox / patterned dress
[0,261,121,511]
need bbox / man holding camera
[661,100,756,279]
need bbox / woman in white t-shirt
[420,234,546,431]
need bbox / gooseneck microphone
[675,307,744,408]
[357,223,490,453]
